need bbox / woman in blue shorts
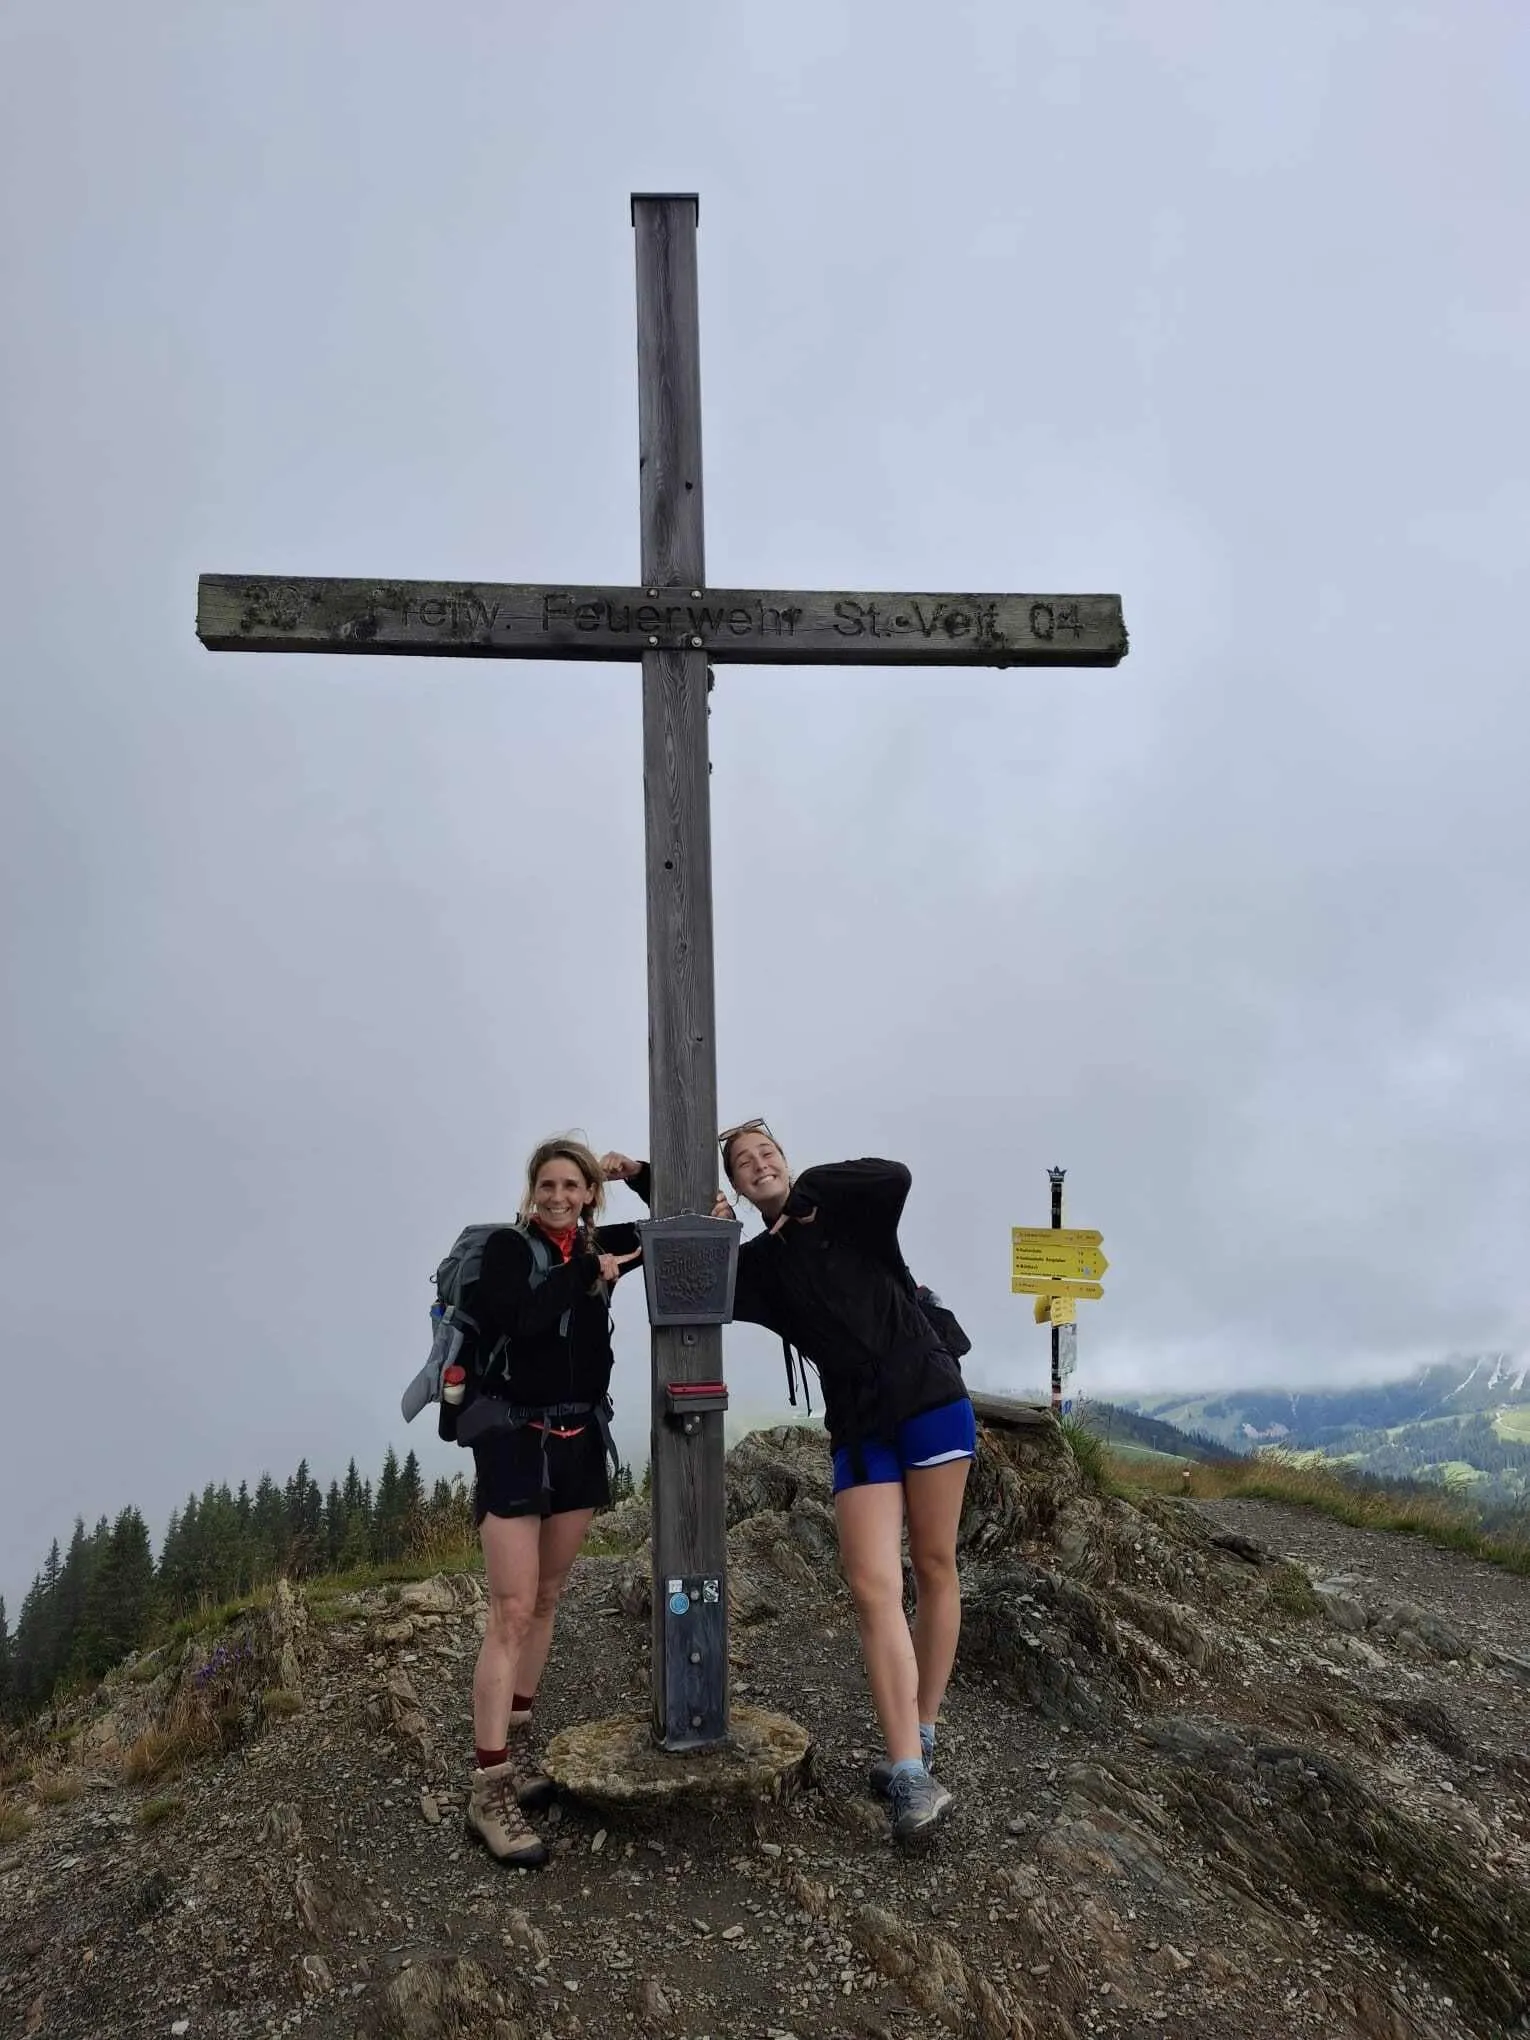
[604,1129,974,1843]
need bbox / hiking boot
[505,1729,555,1811]
[886,1765,953,1844]
[869,1747,937,1797]
[465,1761,548,1867]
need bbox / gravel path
[1191,1497,1530,1654]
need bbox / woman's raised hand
[597,1248,642,1285]
[600,1151,641,1182]
[712,1191,736,1220]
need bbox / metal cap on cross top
[195,196,1128,1754]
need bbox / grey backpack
[399,1222,566,1422]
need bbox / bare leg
[834,1480,922,1763]
[511,1507,597,1707]
[472,1513,542,1751]
[904,1457,970,1726]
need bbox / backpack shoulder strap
[510,1219,555,1289]
[508,1219,573,1339]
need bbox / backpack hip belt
[456,1395,619,1497]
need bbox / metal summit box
[636,1213,743,1326]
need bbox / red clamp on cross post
[664,1381,729,1435]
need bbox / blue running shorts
[831,1396,977,1494]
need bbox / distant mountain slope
[1128,1356,1530,1503]
[1080,1401,1230,1462]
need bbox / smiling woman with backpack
[437,1135,641,1869]
[602,1128,974,1845]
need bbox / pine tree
[158,1493,201,1615]
[81,1509,155,1676]
[0,1595,12,1721]
[373,1448,404,1563]
[284,1460,324,1578]
[324,1480,346,1566]
[399,1451,426,1556]
[54,1518,95,1683]
[338,1505,371,1571]
[12,1570,49,1712]
[250,1474,287,1580]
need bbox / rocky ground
[1,1415,1528,2040]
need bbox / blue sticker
[668,1591,690,1617]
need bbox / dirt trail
[1191,1498,1530,1654]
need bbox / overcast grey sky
[3,0,1527,1605]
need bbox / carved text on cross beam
[197,576,1128,667]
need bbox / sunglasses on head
[718,1117,775,1155]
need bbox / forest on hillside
[0,1445,636,1727]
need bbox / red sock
[475,1745,508,1771]
[511,1692,536,1714]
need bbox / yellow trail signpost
[1033,1294,1076,1324]
[1015,1173,1105,1409]
[1011,1227,1108,1282]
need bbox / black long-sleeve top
[621,1159,963,1451]
[438,1216,642,1442]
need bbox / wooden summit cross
[196,193,1128,1755]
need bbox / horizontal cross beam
[197,576,1127,668]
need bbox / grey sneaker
[869,1747,937,1797]
[465,1762,549,1867]
[886,1766,953,1843]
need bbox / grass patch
[0,1803,34,1846]
[160,1586,273,1654]
[1104,1446,1530,1578]
[1267,1562,1322,1619]
[0,1756,35,1792]
[306,1593,370,1627]
[1059,1415,1117,1496]
[317,1548,482,1599]
[261,1687,302,1719]
[122,1724,209,1786]
[137,1795,184,1831]
[35,1774,86,1807]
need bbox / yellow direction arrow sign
[1011,1227,1108,1282]
[1033,1294,1076,1324]
[1011,1276,1104,1300]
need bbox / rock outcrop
[2,1411,1527,2040]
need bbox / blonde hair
[518,1135,607,1269]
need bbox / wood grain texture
[634,197,704,592]
[197,576,1127,667]
[634,197,730,1747]
[969,1391,1053,1431]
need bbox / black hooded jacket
[437,1214,642,1443]
[625,1158,964,1452]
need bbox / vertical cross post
[1048,1165,1067,1412]
[633,195,729,1749]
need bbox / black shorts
[472,1421,611,1524]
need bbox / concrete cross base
[543,1705,812,1813]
